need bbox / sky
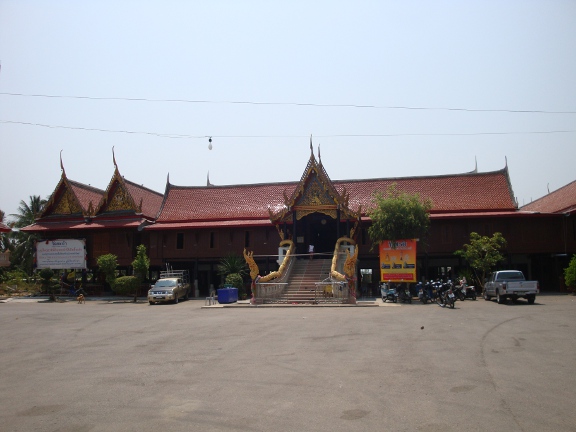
[1,1,575,222]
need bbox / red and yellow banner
[379,239,417,283]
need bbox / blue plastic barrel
[217,287,238,304]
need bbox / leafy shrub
[113,276,140,297]
[225,273,246,298]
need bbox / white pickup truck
[483,270,539,304]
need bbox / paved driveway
[1,295,575,431]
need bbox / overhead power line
[1,120,575,139]
[1,92,575,114]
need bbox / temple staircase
[280,259,332,303]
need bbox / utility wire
[1,120,575,139]
[1,92,575,114]
[0,120,201,139]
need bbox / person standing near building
[308,244,314,260]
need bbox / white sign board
[36,239,86,269]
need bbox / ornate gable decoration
[42,177,85,217]
[294,170,338,220]
[269,141,355,223]
[40,153,85,218]
[53,187,83,215]
[96,149,138,215]
[97,171,138,214]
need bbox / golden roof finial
[59,150,66,176]
[112,146,118,171]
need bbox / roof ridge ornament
[60,149,66,176]
[112,146,118,172]
[310,134,313,155]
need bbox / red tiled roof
[336,170,517,214]
[124,179,164,219]
[521,179,576,214]
[0,222,11,232]
[156,182,298,222]
[154,169,517,225]
[68,180,105,212]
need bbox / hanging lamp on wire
[208,136,213,150]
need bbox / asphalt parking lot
[1,294,575,432]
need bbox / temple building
[22,145,576,296]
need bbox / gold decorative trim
[53,188,83,215]
[106,184,134,211]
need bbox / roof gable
[41,174,103,218]
[95,157,163,219]
[97,175,138,214]
[521,179,576,214]
[269,143,355,223]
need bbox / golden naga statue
[243,248,260,281]
[243,239,295,282]
[343,245,359,278]
[330,237,358,281]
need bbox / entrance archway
[295,213,338,257]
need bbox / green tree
[10,196,46,228]
[564,255,576,293]
[9,196,47,275]
[130,244,150,302]
[97,253,118,291]
[455,232,507,289]
[132,245,150,280]
[367,183,432,248]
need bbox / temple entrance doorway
[295,212,338,258]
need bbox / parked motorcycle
[397,284,412,304]
[417,282,429,304]
[380,282,397,303]
[426,281,438,303]
[436,280,455,308]
[464,285,477,300]
[453,280,466,301]
[456,278,477,300]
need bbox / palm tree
[9,196,47,275]
[217,253,248,278]
[11,195,46,228]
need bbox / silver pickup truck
[483,270,539,304]
[147,270,191,305]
